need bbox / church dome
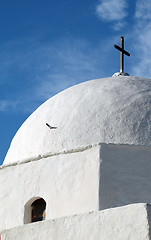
[3,76,151,165]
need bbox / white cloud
[135,0,151,20]
[33,38,112,102]
[113,21,127,31]
[130,0,151,77]
[0,37,114,113]
[96,0,128,29]
[94,0,151,77]
[131,23,151,77]
[0,100,18,112]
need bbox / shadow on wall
[99,143,151,210]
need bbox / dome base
[112,72,130,77]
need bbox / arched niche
[24,197,46,224]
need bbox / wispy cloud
[130,0,151,77]
[33,37,113,101]
[94,0,151,77]
[135,0,151,20]
[0,100,18,112]
[96,0,128,30]
[0,36,114,113]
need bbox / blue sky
[0,0,151,164]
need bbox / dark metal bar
[114,45,130,56]
[114,36,130,73]
[120,36,124,73]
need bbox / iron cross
[114,36,130,73]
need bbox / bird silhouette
[46,123,57,129]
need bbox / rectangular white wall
[0,145,101,231]
[99,143,151,210]
[0,203,149,240]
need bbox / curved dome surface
[4,76,151,164]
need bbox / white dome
[4,76,151,164]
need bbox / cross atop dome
[113,36,130,77]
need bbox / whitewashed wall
[99,144,151,210]
[0,145,101,231]
[1,203,150,240]
[1,143,151,232]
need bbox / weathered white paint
[0,145,101,231]
[4,76,151,164]
[1,203,150,240]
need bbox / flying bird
[46,123,57,129]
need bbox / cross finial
[114,36,130,73]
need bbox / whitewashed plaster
[0,145,101,231]
[99,143,151,210]
[1,203,150,240]
[1,143,151,231]
[4,76,151,164]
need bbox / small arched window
[31,198,46,222]
[24,197,46,224]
